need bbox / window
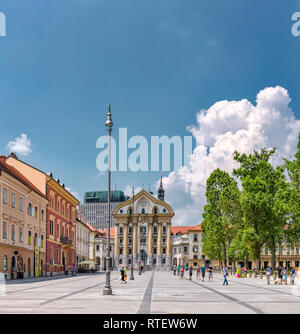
[57,200,60,213]
[120,227,123,234]
[194,262,198,266]
[141,208,145,214]
[19,228,23,243]
[57,223,60,238]
[193,255,198,259]
[184,246,188,253]
[50,220,54,235]
[163,226,166,233]
[41,209,44,221]
[279,248,283,255]
[20,197,23,212]
[11,225,15,241]
[193,246,198,253]
[129,248,132,254]
[265,248,268,255]
[96,245,99,251]
[34,206,38,219]
[154,226,157,234]
[119,248,123,255]
[154,208,158,214]
[28,231,32,245]
[154,248,157,254]
[41,235,44,248]
[3,188,8,204]
[28,203,33,216]
[194,234,198,242]
[296,247,299,255]
[3,256,7,271]
[12,192,16,208]
[163,209,166,213]
[2,222,7,239]
[163,248,166,254]
[120,209,123,213]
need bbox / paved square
[0,271,299,314]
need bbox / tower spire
[158,175,165,201]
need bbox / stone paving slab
[0,270,299,314]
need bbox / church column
[157,222,162,269]
[148,220,153,268]
[114,224,119,269]
[133,217,138,268]
[123,223,128,266]
[166,222,171,268]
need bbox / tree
[202,169,241,266]
[233,148,289,270]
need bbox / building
[112,182,174,270]
[171,225,209,268]
[6,153,79,276]
[0,156,48,279]
[76,211,91,271]
[79,190,129,230]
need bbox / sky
[1,0,300,225]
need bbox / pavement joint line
[212,275,300,298]
[184,277,264,314]
[5,274,104,295]
[39,277,119,306]
[137,271,155,314]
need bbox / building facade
[6,154,79,276]
[76,211,91,270]
[112,186,174,270]
[0,156,47,279]
[79,191,129,230]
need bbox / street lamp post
[103,104,113,296]
[130,186,135,280]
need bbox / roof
[171,224,201,235]
[0,156,48,200]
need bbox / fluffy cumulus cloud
[160,86,300,226]
[7,133,32,156]
[124,185,142,197]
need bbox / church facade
[112,180,174,270]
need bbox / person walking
[200,265,206,282]
[180,265,184,280]
[71,265,76,277]
[121,265,127,284]
[282,268,288,285]
[189,266,193,280]
[177,265,180,276]
[266,265,272,285]
[291,268,296,285]
[208,264,213,282]
[277,266,283,285]
[196,265,201,280]
[223,264,229,286]
[173,265,177,276]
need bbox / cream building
[112,185,174,270]
[76,211,91,270]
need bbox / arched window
[153,207,158,214]
[141,208,145,214]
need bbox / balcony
[60,236,73,247]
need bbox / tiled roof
[0,156,47,200]
[171,224,201,235]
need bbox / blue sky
[1,0,300,213]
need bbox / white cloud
[7,133,32,156]
[124,185,142,198]
[161,86,300,226]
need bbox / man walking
[189,266,193,280]
[173,265,177,276]
[223,264,229,286]
[266,265,272,285]
[196,265,200,280]
[200,265,206,282]
[180,265,184,280]
[208,264,213,282]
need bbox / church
[112,179,174,270]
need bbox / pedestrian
[277,266,283,285]
[65,267,69,276]
[173,265,177,276]
[141,262,144,273]
[177,265,180,276]
[189,266,193,280]
[282,269,288,285]
[196,265,200,280]
[266,265,272,285]
[200,264,206,282]
[208,264,213,282]
[180,265,184,280]
[72,265,76,276]
[223,264,229,286]
[291,268,296,285]
[120,265,126,284]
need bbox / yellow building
[112,186,174,270]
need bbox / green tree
[233,148,289,270]
[202,169,241,266]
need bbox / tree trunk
[222,243,227,266]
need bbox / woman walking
[180,265,184,280]
[208,264,213,282]
[291,268,296,285]
[223,264,229,286]
[189,266,193,280]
